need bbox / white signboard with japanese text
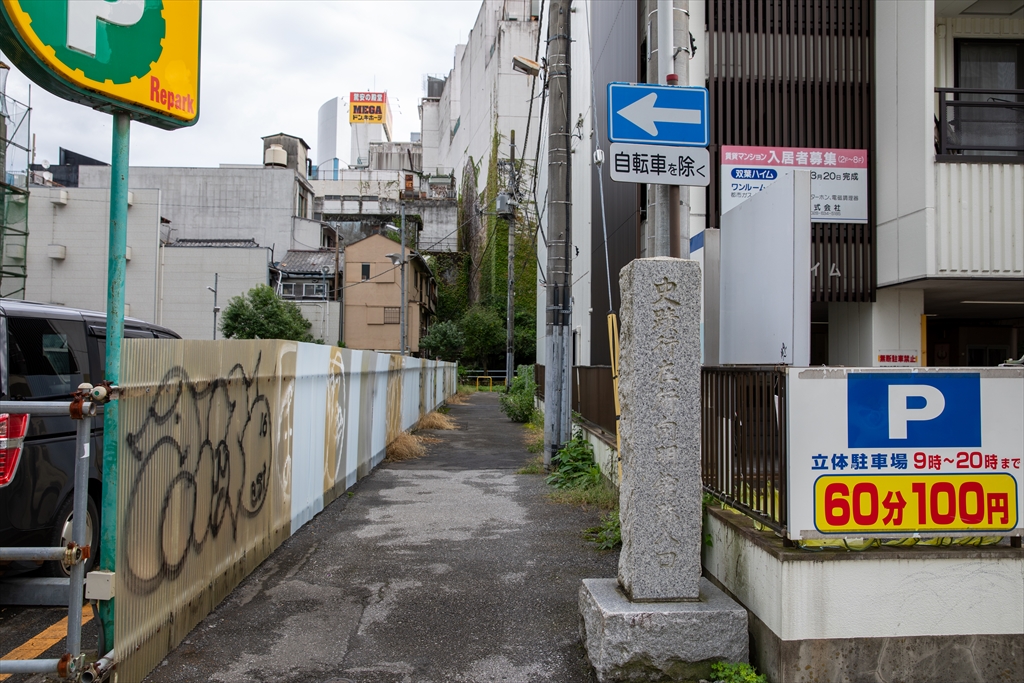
[721,145,868,223]
[609,143,710,186]
[787,367,1023,540]
[877,350,921,367]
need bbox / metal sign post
[0,1,202,653]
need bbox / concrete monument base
[579,578,748,683]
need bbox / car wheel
[44,495,99,578]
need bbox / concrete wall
[875,0,936,287]
[78,165,310,250]
[828,288,925,367]
[296,300,341,346]
[25,186,162,322]
[703,505,1023,683]
[876,5,1024,285]
[113,340,457,681]
[422,0,539,196]
[158,246,270,339]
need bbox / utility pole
[505,130,516,390]
[400,202,407,356]
[544,0,572,468]
[653,0,674,257]
[673,0,690,258]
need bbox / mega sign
[0,0,201,129]
[788,368,1023,539]
[349,91,387,124]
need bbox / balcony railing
[936,87,1024,162]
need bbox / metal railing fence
[936,87,1024,159]
[701,366,788,535]
[0,398,107,680]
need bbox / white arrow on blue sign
[607,83,709,147]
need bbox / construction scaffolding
[1,71,31,300]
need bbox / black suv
[0,300,179,577]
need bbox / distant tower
[317,97,341,180]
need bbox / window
[951,39,1024,156]
[281,283,295,298]
[361,263,371,281]
[303,283,326,299]
[6,317,88,399]
[383,307,401,324]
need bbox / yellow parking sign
[0,0,201,129]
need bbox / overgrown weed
[385,432,426,462]
[417,411,457,430]
[517,455,546,475]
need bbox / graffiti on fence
[121,353,274,595]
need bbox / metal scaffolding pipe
[0,658,60,675]
[0,546,68,561]
[0,401,74,416]
[67,414,92,655]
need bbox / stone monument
[579,258,748,682]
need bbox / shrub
[584,510,621,550]
[546,429,601,490]
[220,284,315,342]
[500,364,537,422]
[419,320,464,361]
[710,662,767,683]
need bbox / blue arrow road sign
[607,83,709,147]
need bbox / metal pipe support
[0,658,61,675]
[67,414,92,656]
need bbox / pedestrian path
[144,392,617,683]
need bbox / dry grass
[447,390,473,405]
[385,432,426,462]
[523,425,544,454]
[417,411,457,430]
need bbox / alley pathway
[143,392,618,683]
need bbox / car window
[6,317,89,400]
[91,327,156,375]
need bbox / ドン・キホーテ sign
[0,0,201,129]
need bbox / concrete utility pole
[652,0,691,258]
[544,0,572,467]
[400,202,407,356]
[505,130,516,390]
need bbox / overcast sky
[1,0,483,168]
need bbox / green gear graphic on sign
[20,0,165,85]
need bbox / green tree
[419,320,465,362]
[460,305,504,369]
[220,284,316,342]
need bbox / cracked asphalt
[143,392,618,683]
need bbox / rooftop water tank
[264,144,287,168]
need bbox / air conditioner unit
[50,189,68,206]
[47,244,67,260]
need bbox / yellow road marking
[0,610,92,679]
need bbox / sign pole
[99,110,130,650]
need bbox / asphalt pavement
[143,391,618,683]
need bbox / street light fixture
[207,273,219,340]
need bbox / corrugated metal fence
[113,340,456,680]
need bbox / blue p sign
[847,374,982,448]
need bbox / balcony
[935,87,1024,163]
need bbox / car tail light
[0,413,29,487]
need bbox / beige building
[343,234,436,354]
